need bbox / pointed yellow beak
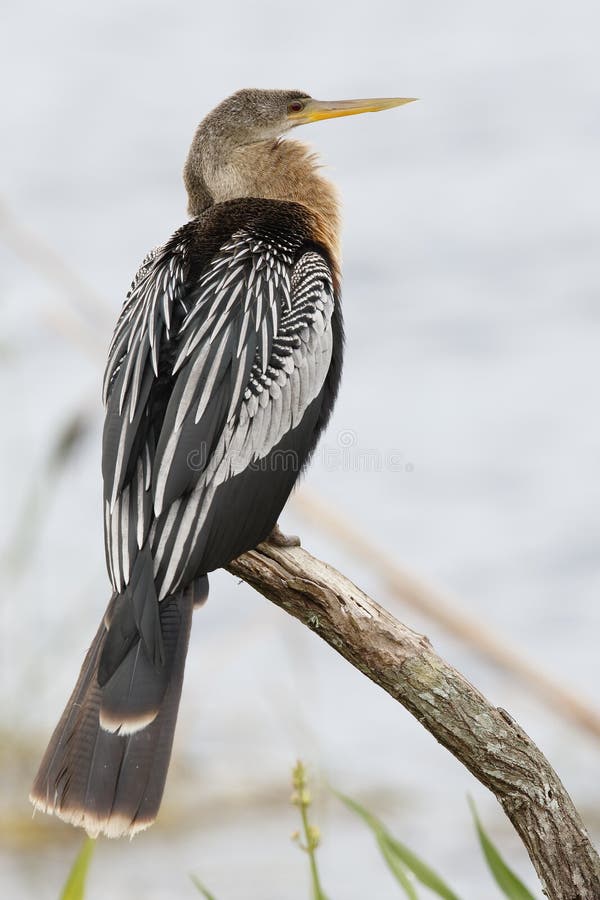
[288,96,417,124]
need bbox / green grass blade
[382,834,462,900]
[468,798,537,900]
[190,874,218,899]
[378,835,419,899]
[336,791,382,831]
[336,792,460,900]
[60,838,95,900]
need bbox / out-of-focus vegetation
[290,761,329,900]
[60,838,94,900]
[339,789,537,900]
[468,799,536,900]
[336,790,461,899]
[3,409,91,575]
[189,875,217,900]
[57,763,540,899]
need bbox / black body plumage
[31,197,343,837]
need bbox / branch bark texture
[226,542,600,900]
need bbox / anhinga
[30,89,414,838]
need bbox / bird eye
[288,100,305,113]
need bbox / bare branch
[227,541,600,900]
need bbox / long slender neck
[183,137,341,266]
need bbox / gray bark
[226,541,600,900]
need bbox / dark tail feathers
[29,578,206,838]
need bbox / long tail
[30,578,206,838]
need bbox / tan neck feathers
[234,140,341,264]
[186,138,341,269]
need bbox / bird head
[184,88,416,217]
[201,88,416,146]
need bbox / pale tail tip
[29,792,154,839]
[99,708,158,735]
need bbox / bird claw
[266,523,301,548]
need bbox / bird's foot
[266,523,301,548]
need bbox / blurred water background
[1,1,599,897]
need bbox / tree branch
[226,541,600,900]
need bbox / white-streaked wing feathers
[103,229,334,599]
[103,241,189,592]
[152,250,334,600]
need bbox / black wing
[102,217,336,610]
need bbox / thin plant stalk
[291,761,329,900]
